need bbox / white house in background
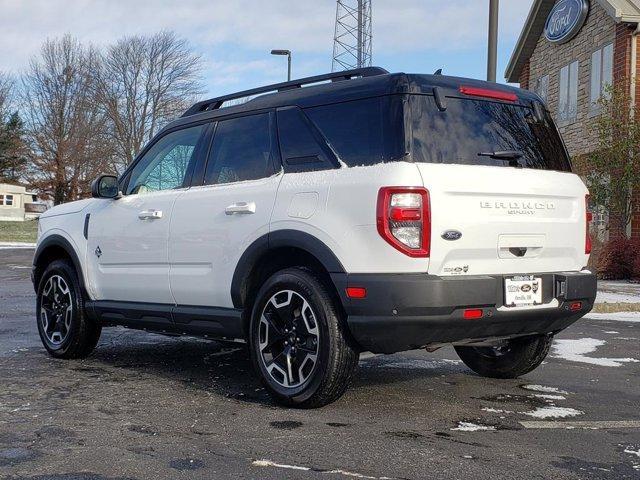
[0,183,47,221]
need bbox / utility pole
[487,0,499,82]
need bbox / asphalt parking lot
[1,248,639,480]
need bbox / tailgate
[417,163,589,276]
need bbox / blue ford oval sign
[545,0,589,44]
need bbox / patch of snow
[603,331,620,334]
[596,291,640,304]
[585,312,640,323]
[551,338,640,367]
[532,394,566,401]
[482,407,513,414]
[523,406,584,419]
[0,242,36,249]
[451,422,496,432]
[522,384,568,394]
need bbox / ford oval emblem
[441,230,462,241]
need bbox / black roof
[165,66,539,132]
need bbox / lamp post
[487,0,499,82]
[271,49,292,82]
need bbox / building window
[534,75,550,104]
[590,44,613,111]
[0,194,14,206]
[559,61,578,122]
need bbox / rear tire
[454,335,552,379]
[249,267,359,408]
[36,259,101,359]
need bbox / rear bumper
[331,271,597,354]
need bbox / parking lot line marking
[520,420,640,429]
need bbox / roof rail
[181,66,389,117]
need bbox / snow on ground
[451,422,496,432]
[551,338,640,367]
[624,447,640,458]
[596,281,640,304]
[521,385,568,395]
[522,406,584,419]
[585,312,640,323]
[0,242,36,249]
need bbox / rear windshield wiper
[477,150,523,160]
[477,150,524,167]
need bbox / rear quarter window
[410,95,571,172]
[305,96,406,167]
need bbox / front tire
[249,268,358,408]
[454,335,552,379]
[36,259,101,359]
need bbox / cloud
[0,0,533,73]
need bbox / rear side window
[276,107,335,172]
[204,113,276,185]
[305,96,406,167]
[410,95,571,172]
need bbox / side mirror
[91,175,120,199]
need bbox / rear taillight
[377,187,430,257]
[585,194,593,255]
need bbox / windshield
[410,95,572,172]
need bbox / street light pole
[487,0,499,82]
[271,49,292,82]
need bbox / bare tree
[96,31,203,168]
[0,73,14,122]
[583,83,640,238]
[22,35,113,204]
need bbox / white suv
[32,68,597,407]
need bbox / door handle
[138,209,163,220]
[225,202,256,215]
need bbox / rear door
[169,111,281,310]
[410,94,589,276]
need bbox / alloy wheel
[258,290,320,388]
[40,275,73,345]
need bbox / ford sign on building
[544,0,590,43]
[506,0,640,241]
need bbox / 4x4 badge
[95,246,102,258]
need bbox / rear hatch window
[410,95,572,172]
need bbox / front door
[86,123,208,304]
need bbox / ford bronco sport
[33,67,597,407]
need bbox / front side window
[127,124,205,195]
[590,44,613,111]
[534,75,550,105]
[204,113,276,185]
[559,60,579,122]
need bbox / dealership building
[506,0,640,238]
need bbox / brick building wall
[523,2,616,158]
[519,1,640,239]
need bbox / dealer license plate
[504,275,542,307]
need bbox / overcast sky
[0,0,534,96]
